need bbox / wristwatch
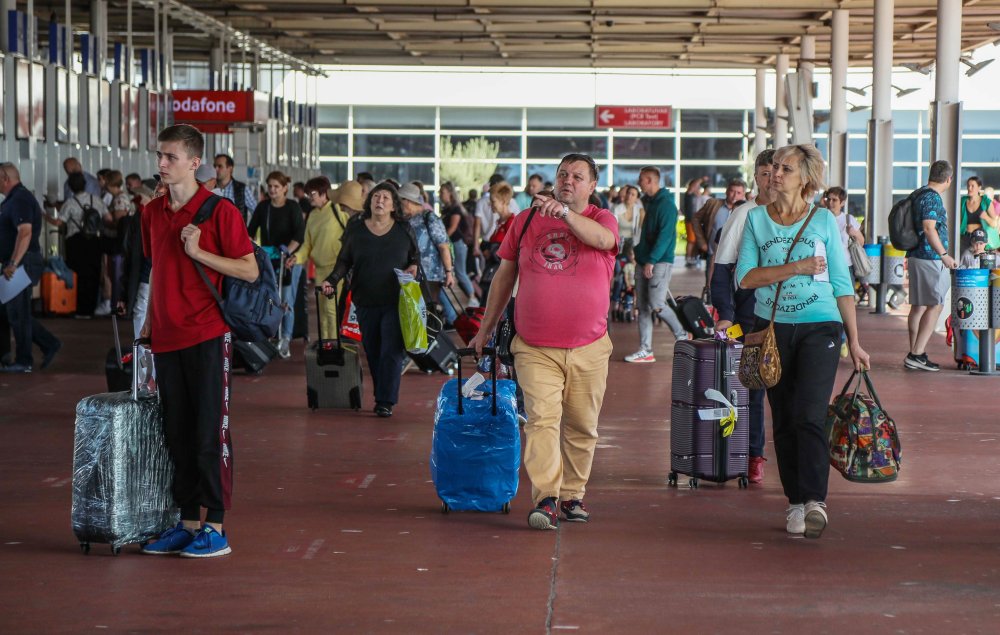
[560,204,570,220]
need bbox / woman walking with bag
[736,144,870,539]
[321,183,419,418]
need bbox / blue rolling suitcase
[431,348,520,514]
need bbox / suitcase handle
[314,285,343,347]
[112,314,123,370]
[455,347,497,416]
[131,338,152,401]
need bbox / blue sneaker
[179,526,232,558]
[141,522,195,555]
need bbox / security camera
[605,19,615,27]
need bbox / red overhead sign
[595,105,673,130]
[170,90,268,125]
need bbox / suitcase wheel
[441,502,450,514]
[111,545,122,556]
[738,476,749,489]
[667,472,678,487]
[688,478,699,489]
[79,542,90,555]
[501,502,511,514]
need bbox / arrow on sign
[599,109,615,124]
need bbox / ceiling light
[960,58,994,76]
[894,86,919,98]
[843,84,870,96]
[848,102,870,113]
[901,62,933,76]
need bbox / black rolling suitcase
[668,338,750,489]
[407,312,459,375]
[667,291,715,339]
[73,339,177,555]
[306,287,363,410]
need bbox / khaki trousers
[512,332,613,505]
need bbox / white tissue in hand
[462,372,486,397]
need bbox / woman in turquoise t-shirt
[736,144,871,540]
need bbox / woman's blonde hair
[490,181,514,205]
[773,144,826,201]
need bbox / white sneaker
[804,501,828,539]
[624,349,655,363]
[467,296,480,308]
[786,504,805,535]
[94,300,112,316]
[278,337,291,359]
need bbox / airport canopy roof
[42,1,1000,70]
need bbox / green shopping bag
[396,269,428,354]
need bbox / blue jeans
[280,265,302,339]
[451,241,475,298]
[6,282,61,368]
[355,304,407,407]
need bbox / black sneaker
[374,404,393,418]
[904,353,940,372]
[528,497,559,530]
[559,499,590,523]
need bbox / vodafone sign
[170,90,268,125]
[595,105,673,130]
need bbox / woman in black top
[247,171,306,358]
[322,183,419,418]
[439,181,476,304]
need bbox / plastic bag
[340,290,362,342]
[396,268,428,354]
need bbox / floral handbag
[826,371,902,483]
[738,206,819,390]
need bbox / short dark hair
[67,172,87,194]
[559,154,599,181]
[639,166,661,181]
[293,181,305,190]
[356,172,375,182]
[214,154,234,168]
[825,186,847,201]
[363,182,406,222]
[467,189,478,201]
[304,176,331,195]
[157,124,205,159]
[754,149,776,169]
[528,173,544,183]
[928,160,953,184]
[967,175,984,188]
[125,173,141,183]
[727,178,748,190]
[97,168,111,179]
[488,173,505,187]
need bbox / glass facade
[318,105,1000,210]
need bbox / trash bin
[884,246,906,286]
[991,269,1000,329]
[861,244,882,285]
[952,268,991,330]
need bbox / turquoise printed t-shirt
[736,205,854,324]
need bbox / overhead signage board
[594,105,673,130]
[170,90,268,125]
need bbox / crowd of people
[1,120,994,555]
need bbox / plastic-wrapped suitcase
[72,339,178,555]
[431,348,520,514]
[306,288,362,411]
[668,338,750,489]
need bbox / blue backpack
[192,195,283,342]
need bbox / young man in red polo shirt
[140,124,257,558]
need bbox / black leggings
[759,319,844,505]
[65,234,103,316]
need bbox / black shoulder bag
[495,208,537,366]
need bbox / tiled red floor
[2,266,999,633]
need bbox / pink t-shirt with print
[497,204,619,348]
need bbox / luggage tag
[699,389,737,438]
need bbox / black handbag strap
[512,207,538,274]
[189,195,227,310]
[456,347,498,417]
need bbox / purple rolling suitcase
[669,338,750,489]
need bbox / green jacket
[635,188,678,265]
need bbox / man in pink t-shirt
[470,153,619,531]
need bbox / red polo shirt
[142,186,253,353]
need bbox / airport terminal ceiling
[28,0,1000,69]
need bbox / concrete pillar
[210,47,223,91]
[0,0,14,52]
[152,0,159,90]
[829,9,849,189]
[932,0,963,256]
[161,7,170,91]
[774,54,789,147]
[91,0,107,77]
[126,0,133,84]
[754,68,767,157]
[866,0,894,240]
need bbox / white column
[932,0,963,256]
[126,0,132,84]
[91,0,107,77]
[754,68,767,157]
[774,53,789,147]
[829,9,849,188]
[866,0,894,240]
[210,47,223,91]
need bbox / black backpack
[889,187,929,251]
[191,195,283,343]
[72,195,103,238]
